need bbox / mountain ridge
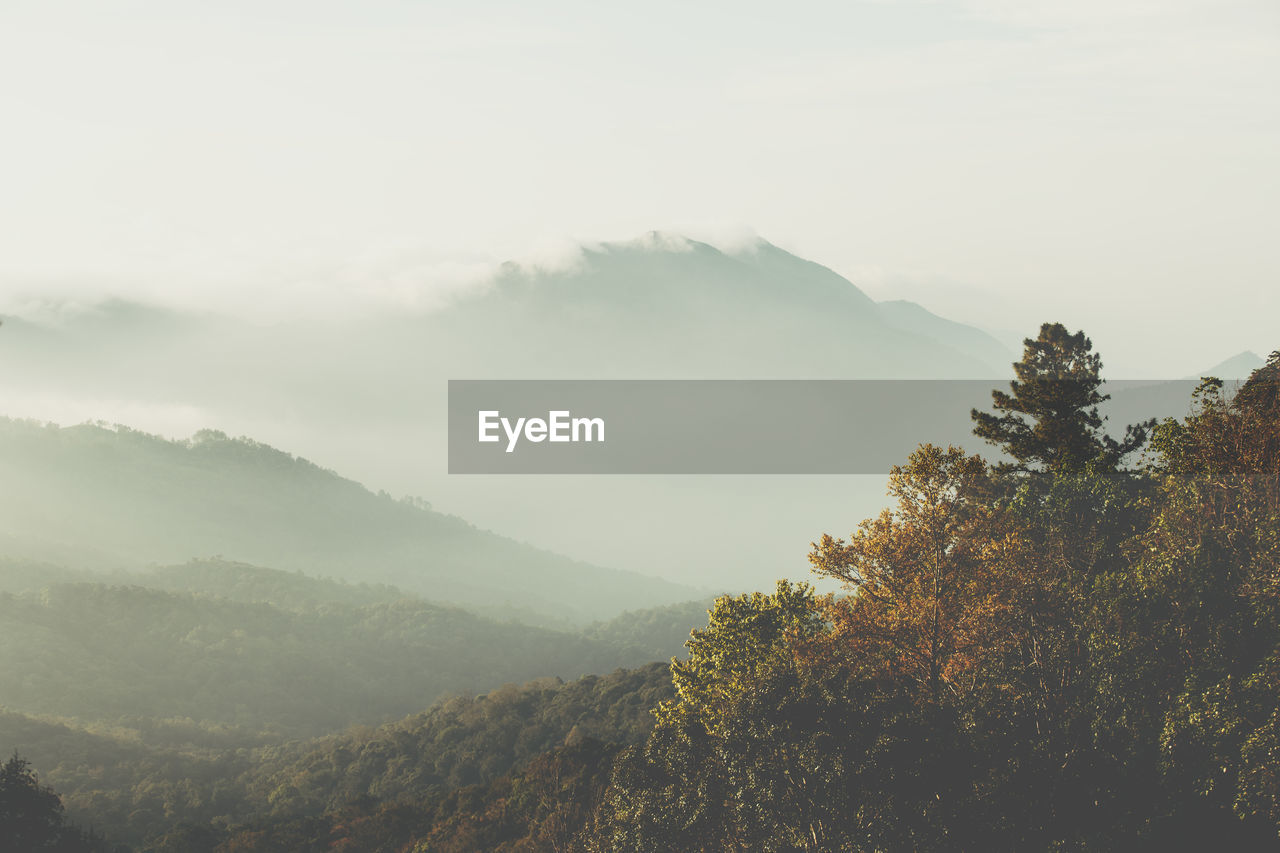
[0,232,1049,590]
[1191,350,1265,380]
[0,418,702,625]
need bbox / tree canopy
[971,322,1152,472]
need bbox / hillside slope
[0,419,698,624]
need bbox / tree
[0,752,64,849]
[809,445,1018,705]
[0,751,115,851]
[586,583,830,852]
[971,322,1151,473]
[1130,355,1280,840]
[653,581,825,738]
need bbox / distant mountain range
[428,234,1015,378]
[1,234,1015,398]
[0,232,1259,596]
[7,233,1259,398]
[0,419,699,625]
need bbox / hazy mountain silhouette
[0,232,1017,594]
[0,419,700,624]
[424,234,1011,378]
[0,234,1013,403]
[1191,350,1265,379]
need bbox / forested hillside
[123,559,407,609]
[0,420,700,625]
[1,665,674,848]
[0,556,706,847]
[1,584,634,736]
[119,326,1280,852]
[238,663,674,819]
[0,564,706,740]
[5,327,1278,851]
[582,599,715,662]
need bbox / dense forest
[5,323,1279,850]
[0,565,703,847]
[0,566,699,739]
[1,664,675,849]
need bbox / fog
[2,236,1244,593]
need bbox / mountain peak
[443,231,1011,378]
[621,231,700,253]
[589,230,787,260]
[1192,350,1265,380]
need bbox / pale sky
[2,0,1277,374]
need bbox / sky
[2,0,1277,374]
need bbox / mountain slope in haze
[0,556,704,741]
[0,581,657,738]
[0,557,701,847]
[239,662,674,820]
[429,234,1012,378]
[0,419,699,624]
[0,233,1012,419]
[876,298,1014,375]
[0,662,677,848]
[124,558,408,610]
[0,232,1014,593]
[1191,350,1266,379]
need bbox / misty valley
[3,0,1275,842]
[1,237,1277,851]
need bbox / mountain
[0,232,1016,592]
[122,558,407,610]
[0,418,699,625]
[0,234,1013,414]
[0,553,705,847]
[1191,350,1266,380]
[875,299,1014,375]
[237,662,674,819]
[429,234,1011,378]
[0,579,674,739]
[0,662,676,848]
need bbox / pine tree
[971,322,1150,472]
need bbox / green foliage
[0,753,118,852]
[186,738,620,853]
[971,322,1152,472]
[0,561,694,846]
[584,329,1280,850]
[655,581,824,738]
[1112,353,1280,843]
[592,666,976,853]
[0,752,66,849]
[582,599,715,663]
[0,581,666,739]
[1,663,672,848]
[239,663,673,820]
